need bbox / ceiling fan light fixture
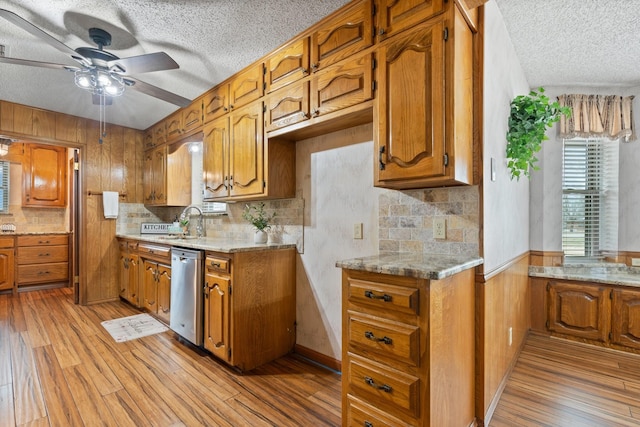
[74,69,125,97]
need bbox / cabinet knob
[378,28,386,36]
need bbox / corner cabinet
[374,5,474,189]
[341,267,475,426]
[203,248,296,371]
[23,143,68,207]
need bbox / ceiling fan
[0,8,191,107]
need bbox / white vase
[254,230,268,244]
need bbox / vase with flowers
[242,202,276,244]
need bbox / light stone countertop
[116,233,296,254]
[336,252,484,280]
[529,265,640,288]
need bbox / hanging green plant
[506,87,571,180]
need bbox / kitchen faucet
[179,205,205,237]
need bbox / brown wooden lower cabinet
[341,268,475,426]
[531,277,640,352]
[118,239,140,306]
[0,237,14,291]
[203,248,296,371]
[138,243,172,324]
[17,234,69,288]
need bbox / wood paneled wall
[475,252,530,425]
[0,100,144,305]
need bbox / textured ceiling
[0,0,350,130]
[494,0,640,88]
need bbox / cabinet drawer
[0,237,14,248]
[18,245,68,264]
[18,234,67,246]
[348,278,419,316]
[346,395,414,427]
[348,313,420,366]
[138,244,171,259]
[348,355,420,418]
[18,262,68,284]
[205,256,230,274]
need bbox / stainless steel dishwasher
[170,247,204,346]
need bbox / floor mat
[101,313,168,342]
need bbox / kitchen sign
[140,223,172,234]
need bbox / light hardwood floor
[490,333,640,426]
[0,288,341,427]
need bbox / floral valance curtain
[557,94,636,142]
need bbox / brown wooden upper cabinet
[166,99,203,143]
[143,129,154,150]
[229,63,265,110]
[265,81,310,133]
[143,142,191,207]
[23,143,67,208]
[203,84,230,123]
[310,0,373,73]
[152,122,167,149]
[376,0,444,41]
[265,37,310,93]
[375,5,474,189]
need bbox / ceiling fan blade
[0,9,87,63]
[108,52,179,75]
[0,55,79,71]
[124,77,190,107]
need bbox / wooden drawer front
[138,244,171,259]
[265,81,310,132]
[18,234,67,246]
[18,262,68,284]
[205,256,230,274]
[18,245,68,265]
[348,278,419,316]
[346,395,414,427]
[348,356,420,418]
[0,237,14,248]
[348,313,420,366]
[310,52,373,118]
[266,37,309,93]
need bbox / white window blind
[562,139,618,259]
[0,161,8,214]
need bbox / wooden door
[202,117,230,200]
[376,0,444,41]
[0,248,14,291]
[547,281,610,343]
[204,271,231,361]
[142,260,158,313]
[375,20,446,185]
[157,263,171,324]
[23,143,67,207]
[229,102,264,198]
[611,289,640,350]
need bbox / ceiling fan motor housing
[88,28,111,49]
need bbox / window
[0,161,8,214]
[562,139,619,259]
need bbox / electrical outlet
[353,223,363,239]
[508,327,513,346]
[433,218,446,239]
[632,258,640,267]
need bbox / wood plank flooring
[490,334,640,427]
[0,288,341,427]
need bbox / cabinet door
[310,0,373,72]
[203,85,230,123]
[156,263,171,324]
[265,81,310,132]
[165,111,183,142]
[310,52,373,118]
[374,20,446,185]
[142,260,158,313]
[376,0,444,41]
[265,37,310,93]
[23,144,67,207]
[144,145,167,205]
[182,100,203,134]
[143,130,154,150]
[0,248,14,291]
[143,150,155,204]
[611,289,640,350]
[153,122,167,146]
[229,63,264,110]
[128,254,139,307]
[547,281,610,343]
[204,272,231,361]
[229,102,264,198]
[203,117,230,200]
[119,251,129,300]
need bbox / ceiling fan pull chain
[99,93,107,144]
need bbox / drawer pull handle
[39,240,50,244]
[364,290,392,302]
[364,422,373,427]
[364,376,392,393]
[39,253,50,257]
[211,261,221,268]
[364,331,392,345]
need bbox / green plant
[242,202,276,231]
[506,87,571,180]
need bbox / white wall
[295,124,386,360]
[529,86,640,253]
[483,1,531,272]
